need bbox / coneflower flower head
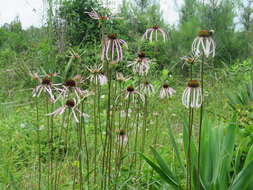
[159,83,176,99]
[116,86,144,103]
[182,80,203,108]
[87,65,107,85]
[85,8,109,21]
[127,52,151,76]
[140,81,155,96]
[32,74,61,101]
[102,33,128,62]
[64,79,76,87]
[142,25,167,42]
[116,72,130,83]
[59,78,84,100]
[192,30,215,58]
[42,77,51,85]
[85,8,123,21]
[47,98,88,122]
[117,129,128,145]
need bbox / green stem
[35,98,41,190]
[197,53,205,189]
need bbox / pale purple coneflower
[101,34,128,62]
[85,8,110,21]
[59,77,84,99]
[192,30,215,58]
[180,54,199,69]
[87,65,107,85]
[67,48,85,60]
[182,80,203,108]
[85,8,123,21]
[159,83,176,99]
[47,99,88,123]
[127,52,151,76]
[32,75,61,101]
[116,129,128,145]
[116,72,130,83]
[142,25,167,42]
[140,81,155,96]
[116,86,144,103]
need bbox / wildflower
[182,80,203,108]
[101,33,128,62]
[116,86,144,103]
[116,129,128,145]
[159,83,176,99]
[140,81,155,96]
[116,72,130,83]
[127,52,151,76]
[60,77,84,99]
[142,25,167,42]
[32,76,60,101]
[192,30,215,58]
[85,8,122,21]
[67,48,84,60]
[47,99,88,122]
[85,8,110,21]
[79,89,94,100]
[180,54,199,69]
[87,65,107,85]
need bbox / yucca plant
[142,118,253,190]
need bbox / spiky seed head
[138,52,146,59]
[42,77,51,85]
[118,129,126,136]
[144,81,150,85]
[108,33,117,40]
[66,99,75,108]
[163,83,169,88]
[127,86,135,92]
[188,80,200,88]
[198,30,213,37]
[153,25,159,30]
[64,79,76,87]
[99,16,108,20]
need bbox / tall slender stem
[197,53,205,189]
[93,83,98,186]
[35,98,41,190]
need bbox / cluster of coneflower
[181,29,215,190]
[32,7,215,190]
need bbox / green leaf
[150,147,179,183]
[141,153,180,189]
[244,145,253,168]
[167,123,186,174]
[230,160,253,190]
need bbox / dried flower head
[180,54,200,69]
[142,25,167,42]
[182,80,202,108]
[67,48,84,60]
[87,65,107,85]
[192,30,215,58]
[116,72,130,83]
[85,8,123,21]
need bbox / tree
[59,0,105,46]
